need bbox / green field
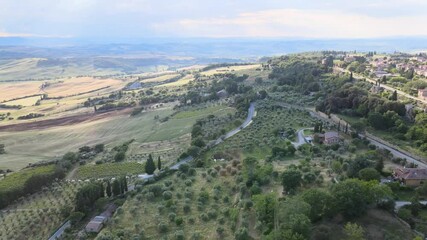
[76,162,145,179]
[0,165,56,191]
[0,104,238,171]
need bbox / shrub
[198,191,210,204]
[216,226,225,236]
[158,222,168,233]
[175,230,185,240]
[208,209,218,219]
[200,213,209,221]
[183,204,191,213]
[168,212,176,221]
[185,179,193,186]
[175,217,184,226]
[163,191,173,200]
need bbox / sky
[1,0,427,40]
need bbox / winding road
[292,128,314,147]
[150,103,255,172]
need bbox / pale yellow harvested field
[141,74,180,83]
[44,77,125,97]
[4,95,42,107]
[157,75,193,87]
[0,81,43,102]
[201,64,261,76]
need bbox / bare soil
[0,108,132,132]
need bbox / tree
[276,197,311,238]
[252,193,277,230]
[374,158,384,173]
[367,112,386,130]
[358,168,381,181]
[301,189,334,221]
[114,151,125,162]
[157,156,162,170]
[332,179,367,218]
[106,180,112,197]
[145,154,156,174]
[390,90,398,101]
[112,179,121,196]
[343,223,365,240]
[281,169,302,193]
[75,183,104,213]
[94,144,105,153]
[0,144,5,154]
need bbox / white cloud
[154,8,427,38]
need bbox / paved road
[362,133,427,168]
[292,128,313,147]
[309,110,427,168]
[335,67,427,105]
[395,201,427,211]
[141,103,256,176]
[49,220,71,240]
[215,103,256,145]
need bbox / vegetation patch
[76,162,145,179]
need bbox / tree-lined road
[335,67,427,105]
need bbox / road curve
[156,103,255,171]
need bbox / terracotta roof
[395,168,427,180]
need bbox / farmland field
[141,73,180,83]
[76,162,145,179]
[0,102,236,170]
[200,64,261,76]
[98,168,247,239]
[0,181,85,240]
[0,81,43,102]
[42,77,126,97]
[3,95,42,107]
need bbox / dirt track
[0,108,132,132]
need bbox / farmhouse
[324,131,340,144]
[418,88,427,100]
[394,168,427,187]
[85,216,107,233]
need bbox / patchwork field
[3,95,42,107]
[200,64,261,76]
[0,103,235,171]
[43,77,126,98]
[0,81,43,102]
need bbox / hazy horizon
[2,0,427,41]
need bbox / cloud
[153,8,427,38]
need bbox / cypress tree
[112,179,121,196]
[145,154,156,174]
[106,180,112,197]
[158,156,162,170]
[124,177,128,192]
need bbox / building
[418,89,427,100]
[324,131,340,144]
[85,221,103,233]
[394,168,427,187]
[85,216,107,233]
